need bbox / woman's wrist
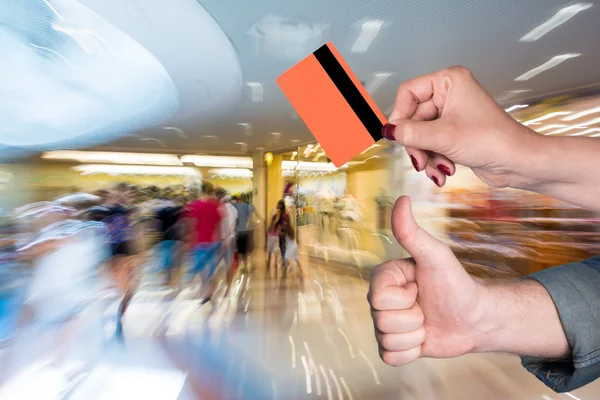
[508,127,564,192]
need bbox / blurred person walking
[282,223,304,282]
[233,193,261,272]
[216,188,238,288]
[266,200,289,278]
[1,203,106,387]
[155,195,184,287]
[183,182,223,299]
[100,184,140,341]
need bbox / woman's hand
[383,66,549,191]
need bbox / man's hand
[369,196,570,366]
[369,196,491,366]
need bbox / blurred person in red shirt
[183,181,223,288]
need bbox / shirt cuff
[521,256,600,392]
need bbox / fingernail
[381,123,396,141]
[437,164,451,176]
[410,155,419,171]
[431,176,440,187]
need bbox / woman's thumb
[388,119,450,154]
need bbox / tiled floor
[1,256,598,399]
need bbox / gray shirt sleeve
[521,255,600,392]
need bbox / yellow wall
[266,154,283,218]
[346,158,389,233]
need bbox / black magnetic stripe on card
[313,44,383,141]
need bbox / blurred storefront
[0,155,253,209]
[266,142,410,268]
[265,124,600,277]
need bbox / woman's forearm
[518,135,600,211]
[473,278,570,359]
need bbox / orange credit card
[276,42,388,167]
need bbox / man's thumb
[392,196,445,264]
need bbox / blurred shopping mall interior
[1,0,600,399]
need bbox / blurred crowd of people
[0,181,304,355]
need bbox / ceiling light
[313,152,326,162]
[163,127,187,139]
[562,105,600,121]
[291,139,300,143]
[73,165,200,176]
[235,142,248,152]
[282,160,345,172]
[271,132,281,144]
[303,144,314,157]
[247,15,326,59]
[546,125,589,135]
[515,54,581,81]
[504,104,529,113]
[140,138,166,148]
[209,168,253,178]
[203,135,217,139]
[568,128,600,137]
[365,72,392,94]
[351,20,384,53]
[523,111,572,125]
[238,123,252,136]
[0,0,179,148]
[520,3,593,42]
[246,82,264,102]
[534,124,568,132]
[180,155,253,168]
[347,155,381,165]
[360,144,381,154]
[42,150,182,165]
[496,89,531,103]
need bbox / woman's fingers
[403,150,455,184]
[405,148,429,172]
[427,152,456,177]
[425,164,446,187]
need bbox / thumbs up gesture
[368,196,488,366]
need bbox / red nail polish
[381,123,396,141]
[410,155,419,171]
[432,176,440,187]
[437,164,451,176]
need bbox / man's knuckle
[448,65,472,77]
[375,314,392,333]
[380,333,395,350]
[370,291,385,309]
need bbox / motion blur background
[1,0,600,399]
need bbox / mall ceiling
[31,1,600,154]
